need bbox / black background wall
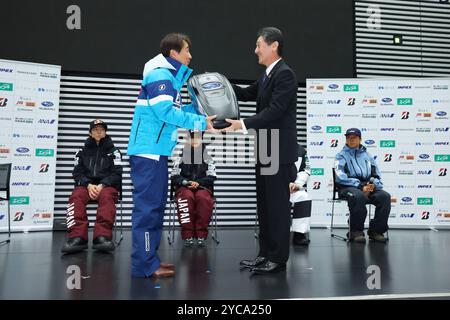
[2,0,354,81]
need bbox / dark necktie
[262,73,268,83]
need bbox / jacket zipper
[353,150,364,179]
[134,119,141,144]
[156,123,166,144]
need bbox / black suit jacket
[233,60,298,164]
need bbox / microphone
[368,177,375,184]
[182,180,192,186]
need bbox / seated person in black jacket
[170,131,217,247]
[61,119,123,254]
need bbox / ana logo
[0,97,8,107]
[311,168,325,176]
[41,101,54,107]
[418,198,433,205]
[16,147,30,153]
[421,211,430,220]
[311,125,322,131]
[380,140,395,148]
[309,141,324,146]
[13,165,31,171]
[384,154,392,162]
[419,154,430,159]
[417,170,432,175]
[439,168,447,176]
[11,197,30,205]
[365,140,375,145]
[312,182,321,190]
[436,111,447,117]
[37,119,56,124]
[401,112,410,119]
[381,98,392,103]
[397,98,413,105]
[326,126,341,133]
[347,98,356,106]
[402,197,412,202]
[435,127,450,132]
[35,149,54,157]
[13,212,24,221]
[39,164,50,173]
[400,214,415,218]
[328,84,339,90]
[380,113,395,118]
[0,68,13,73]
[330,139,339,148]
[327,100,341,105]
[344,84,359,92]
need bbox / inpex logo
[417,170,432,175]
[327,100,341,105]
[0,68,13,73]
[347,98,356,106]
[380,128,394,132]
[37,134,54,139]
[365,140,375,145]
[435,142,449,146]
[16,147,30,153]
[397,85,412,89]
[309,141,324,146]
[11,182,31,187]
[330,139,339,148]
[384,154,392,162]
[401,112,410,119]
[436,111,447,117]
[418,185,432,189]
[37,119,56,124]
[419,154,430,160]
[422,211,430,220]
[13,165,31,171]
[326,113,341,117]
[380,113,395,118]
[309,155,324,160]
[41,101,54,107]
[439,168,447,176]
[435,127,450,132]
[402,197,413,203]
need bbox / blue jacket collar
[165,56,193,85]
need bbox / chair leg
[115,198,124,246]
[211,200,219,244]
[330,199,349,242]
[167,201,175,246]
[254,213,259,239]
[1,201,11,246]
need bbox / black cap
[89,119,107,132]
[345,128,361,137]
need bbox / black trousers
[339,187,391,234]
[256,164,296,264]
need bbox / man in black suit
[223,27,298,274]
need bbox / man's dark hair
[160,33,191,57]
[257,27,284,57]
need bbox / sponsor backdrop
[307,78,450,229]
[0,59,61,232]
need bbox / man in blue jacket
[128,33,216,278]
[334,128,390,243]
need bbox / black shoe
[240,256,267,269]
[368,230,388,243]
[346,231,366,243]
[251,260,286,274]
[61,237,88,254]
[293,232,310,246]
[92,236,115,252]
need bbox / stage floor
[1,228,450,300]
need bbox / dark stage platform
[1,228,450,300]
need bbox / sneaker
[347,231,366,243]
[92,236,115,252]
[197,237,206,247]
[184,237,195,247]
[61,237,88,254]
[368,230,387,243]
[292,232,310,246]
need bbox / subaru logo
[419,154,430,159]
[41,101,54,107]
[328,84,339,89]
[382,98,392,103]
[311,125,321,131]
[365,140,375,145]
[402,197,412,202]
[436,111,447,116]
[16,147,29,153]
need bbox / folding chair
[168,181,219,245]
[0,163,12,246]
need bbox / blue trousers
[130,155,168,277]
